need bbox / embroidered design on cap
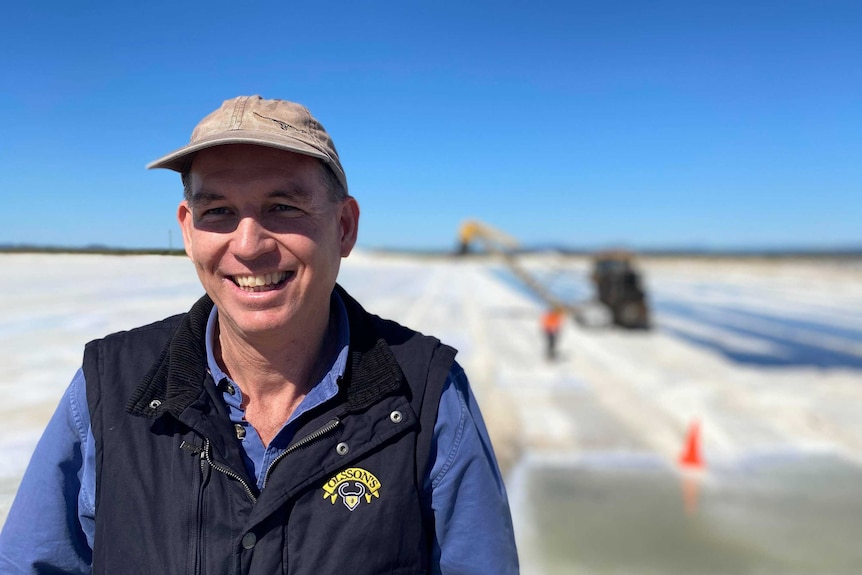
[253,112,308,134]
[322,468,381,512]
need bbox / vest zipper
[201,438,259,503]
[195,450,209,575]
[179,440,212,573]
[263,417,341,488]
[197,417,342,502]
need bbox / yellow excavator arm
[457,219,519,254]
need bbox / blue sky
[1,0,859,251]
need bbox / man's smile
[229,271,293,292]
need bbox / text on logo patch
[322,467,381,512]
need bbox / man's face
[178,144,359,340]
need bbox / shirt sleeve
[0,368,94,574]
[428,362,520,575]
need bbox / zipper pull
[262,418,342,488]
[180,440,203,455]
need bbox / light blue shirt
[205,300,350,489]
[0,293,519,574]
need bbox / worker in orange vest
[541,307,565,361]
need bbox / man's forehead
[189,147,324,188]
[189,187,313,204]
[191,143,322,169]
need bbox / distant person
[0,96,519,574]
[542,307,565,361]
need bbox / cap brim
[146,130,331,172]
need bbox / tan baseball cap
[147,95,347,192]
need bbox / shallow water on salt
[514,453,862,575]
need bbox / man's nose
[232,216,277,259]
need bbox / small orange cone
[679,420,704,469]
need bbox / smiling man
[0,96,519,574]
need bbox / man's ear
[177,201,194,258]
[339,197,360,257]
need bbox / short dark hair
[318,162,348,203]
[181,158,347,203]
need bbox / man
[541,307,564,361]
[0,96,519,574]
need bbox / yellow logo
[322,467,381,512]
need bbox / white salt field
[2,252,862,573]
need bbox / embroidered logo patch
[322,468,381,512]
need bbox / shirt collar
[204,292,351,396]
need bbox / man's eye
[272,204,299,213]
[203,207,231,217]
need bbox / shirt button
[234,424,246,440]
[226,383,236,396]
[242,532,257,549]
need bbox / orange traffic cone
[679,420,704,469]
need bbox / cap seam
[230,96,249,130]
[304,106,322,149]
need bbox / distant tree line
[0,244,186,256]
[1,243,860,260]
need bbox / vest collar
[336,284,406,411]
[126,285,406,419]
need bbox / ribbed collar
[125,285,406,419]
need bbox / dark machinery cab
[591,251,651,329]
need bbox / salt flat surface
[2,252,861,573]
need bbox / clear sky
[1,0,859,251]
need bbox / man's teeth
[234,272,289,288]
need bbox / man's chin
[217,306,298,337]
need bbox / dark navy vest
[84,286,455,574]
